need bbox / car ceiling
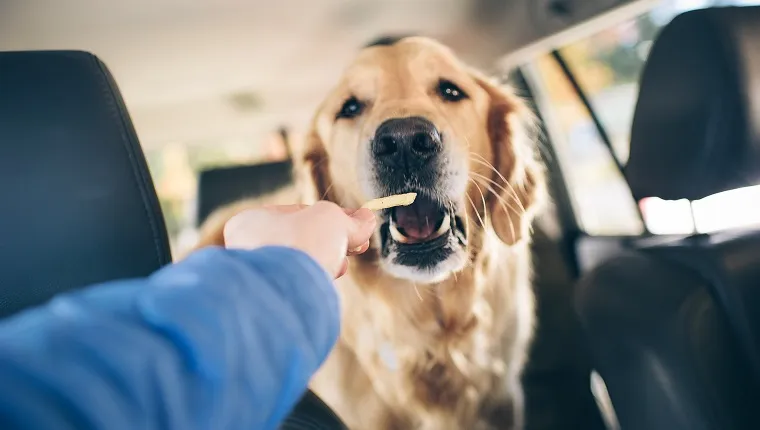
[0,0,653,151]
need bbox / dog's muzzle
[369,116,468,278]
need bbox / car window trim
[510,68,581,235]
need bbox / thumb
[346,208,377,250]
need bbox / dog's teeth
[389,221,410,243]
[429,214,451,240]
[437,214,452,234]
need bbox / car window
[526,0,760,235]
[525,55,645,235]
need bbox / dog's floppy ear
[296,122,334,205]
[473,73,546,245]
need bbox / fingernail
[351,246,363,253]
[352,208,376,221]
[336,258,349,279]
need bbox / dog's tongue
[393,197,443,239]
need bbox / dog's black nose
[372,117,442,168]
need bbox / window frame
[510,68,582,239]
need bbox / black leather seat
[0,50,345,430]
[196,160,293,226]
[0,50,173,318]
[576,7,760,430]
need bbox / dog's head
[301,37,545,284]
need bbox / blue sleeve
[0,246,339,430]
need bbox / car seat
[576,7,760,430]
[0,50,345,430]
[196,160,294,226]
[0,50,172,318]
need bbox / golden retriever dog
[193,36,546,429]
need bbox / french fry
[361,192,417,211]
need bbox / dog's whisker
[469,163,528,216]
[469,154,530,216]
[471,176,512,246]
[413,282,423,301]
[469,152,509,184]
[469,178,489,225]
[465,191,486,230]
[473,177,515,241]
[470,172,525,216]
[503,187,527,222]
[472,178,508,214]
[468,153,501,177]
[320,182,335,201]
[472,176,520,242]
[498,176,528,215]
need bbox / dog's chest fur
[310,241,534,430]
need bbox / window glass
[528,0,760,235]
[527,57,644,235]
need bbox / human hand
[223,201,377,278]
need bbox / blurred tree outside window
[528,0,760,235]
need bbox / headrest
[626,6,760,201]
[0,51,172,318]
[196,160,294,226]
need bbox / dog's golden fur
[193,37,546,429]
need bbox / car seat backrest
[0,50,345,430]
[577,7,760,430]
[0,51,172,318]
[627,4,760,383]
[196,160,294,226]
[626,6,760,201]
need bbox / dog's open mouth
[390,194,449,244]
[380,194,467,250]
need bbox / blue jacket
[0,246,340,430]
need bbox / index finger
[345,208,377,250]
[260,204,308,214]
[263,203,367,217]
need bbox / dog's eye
[336,97,365,120]
[437,80,468,102]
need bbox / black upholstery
[196,160,293,226]
[578,234,760,430]
[577,7,760,430]
[0,50,345,429]
[0,51,172,318]
[280,391,348,430]
[626,6,760,201]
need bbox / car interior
[576,7,760,430]
[1,1,759,430]
[0,51,173,319]
[196,159,294,227]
